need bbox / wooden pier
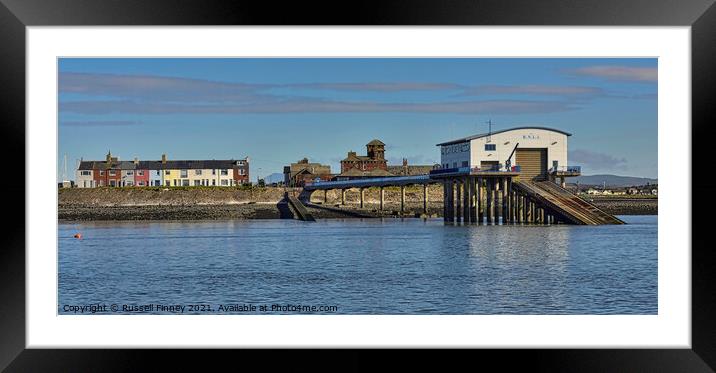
[300,168,623,225]
[434,169,623,225]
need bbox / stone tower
[366,139,385,160]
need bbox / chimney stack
[161,154,167,164]
[133,157,139,165]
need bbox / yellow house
[163,169,182,187]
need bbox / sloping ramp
[514,181,624,225]
[286,193,316,222]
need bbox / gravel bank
[585,198,658,215]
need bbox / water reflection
[59,217,657,315]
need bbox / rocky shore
[584,197,658,216]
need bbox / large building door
[516,148,547,180]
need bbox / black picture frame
[1,0,714,370]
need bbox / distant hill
[571,174,657,187]
[262,173,284,184]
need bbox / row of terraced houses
[75,152,250,188]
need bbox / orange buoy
[73,233,82,239]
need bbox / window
[221,169,228,176]
[462,161,469,167]
[212,169,216,175]
[99,170,105,176]
[195,169,202,175]
[126,181,134,186]
[138,181,145,186]
[155,180,161,186]
[109,180,116,187]
[180,170,188,178]
[194,180,201,186]
[109,170,116,176]
[138,170,144,176]
[165,181,170,187]
[239,169,245,175]
[80,170,91,176]
[212,180,216,186]
[126,171,133,176]
[165,170,170,175]
[485,144,496,151]
[221,179,228,186]
[182,179,190,186]
[156,170,161,175]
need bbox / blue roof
[436,126,572,146]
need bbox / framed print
[2,0,715,370]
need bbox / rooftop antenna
[486,119,494,143]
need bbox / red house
[133,159,150,186]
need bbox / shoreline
[57,187,656,221]
[58,200,655,221]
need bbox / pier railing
[429,165,521,175]
[549,166,581,173]
[304,174,430,188]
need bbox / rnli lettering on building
[436,126,571,180]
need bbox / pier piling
[400,185,406,213]
[423,184,429,214]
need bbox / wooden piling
[486,179,493,224]
[463,176,471,223]
[470,177,477,223]
[455,179,462,223]
[477,178,483,224]
[502,178,508,224]
[443,182,449,222]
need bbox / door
[480,161,499,171]
[516,148,547,180]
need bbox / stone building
[387,158,441,176]
[340,139,388,174]
[283,158,332,187]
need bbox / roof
[342,153,371,162]
[436,126,572,146]
[367,139,385,146]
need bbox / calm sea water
[58,216,657,315]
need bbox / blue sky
[58,58,657,181]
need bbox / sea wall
[58,186,656,221]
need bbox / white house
[75,168,95,188]
[437,126,573,181]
